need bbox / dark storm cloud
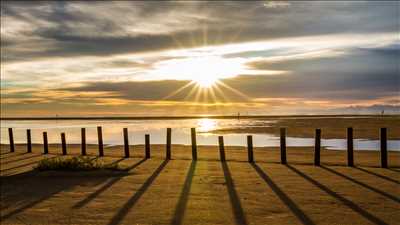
[2,1,399,61]
[61,80,190,101]
[242,44,399,100]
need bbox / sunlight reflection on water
[197,118,217,133]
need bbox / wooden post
[218,136,226,162]
[166,128,171,160]
[347,127,354,167]
[280,128,287,164]
[43,132,48,154]
[61,132,67,155]
[191,128,197,160]
[247,135,254,163]
[8,128,14,152]
[81,128,86,156]
[314,129,321,166]
[97,126,104,157]
[380,128,388,168]
[145,134,150,159]
[123,128,130,158]
[27,129,32,153]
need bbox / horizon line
[1,114,399,120]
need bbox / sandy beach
[212,116,400,139]
[1,144,399,225]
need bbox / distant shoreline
[1,114,399,120]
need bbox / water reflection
[1,119,399,151]
[197,118,217,133]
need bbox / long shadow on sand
[0,151,14,156]
[104,158,126,167]
[355,167,400,185]
[320,166,400,203]
[286,165,389,225]
[0,156,58,173]
[107,160,169,225]
[1,154,44,165]
[0,152,30,160]
[221,161,248,225]
[72,158,147,209]
[251,163,315,225]
[388,168,400,173]
[0,171,111,221]
[170,161,197,225]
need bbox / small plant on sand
[35,156,122,171]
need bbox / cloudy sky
[1,1,399,117]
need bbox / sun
[152,55,245,89]
[193,76,218,88]
[181,56,238,88]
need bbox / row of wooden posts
[7,127,390,168]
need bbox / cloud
[1,1,399,116]
[331,105,400,114]
[2,1,399,62]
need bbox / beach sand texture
[1,144,399,225]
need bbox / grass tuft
[35,156,122,171]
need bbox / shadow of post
[72,158,147,209]
[104,158,126,167]
[250,163,315,225]
[171,161,197,225]
[221,161,248,225]
[1,156,57,173]
[320,166,399,203]
[0,152,31,160]
[0,151,14,156]
[286,165,389,225]
[1,154,44,165]
[1,171,107,221]
[388,168,400,173]
[107,159,169,225]
[354,167,399,185]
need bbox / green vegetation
[35,156,122,171]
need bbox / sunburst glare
[197,118,217,132]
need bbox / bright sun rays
[153,7,265,115]
[153,55,246,88]
[159,51,252,114]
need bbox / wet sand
[212,116,400,139]
[1,144,399,225]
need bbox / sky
[1,1,399,117]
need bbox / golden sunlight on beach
[197,118,217,132]
[1,2,399,225]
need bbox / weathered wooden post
[97,126,104,157]
[314,129,321,166]
[43,132,48,154]
[218,136,226,162]
[123,128,130,158]
[380,128,388,168]
[247,135,254,163]
[145,134,150,159]
[81,128,86,156]
[166,128,171,160]
[61,132,67,155]
[347,127,354,167]
[8,128,14,152]
[191,128,197,160]
[280,128,287,164]
[27,129,32,153]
